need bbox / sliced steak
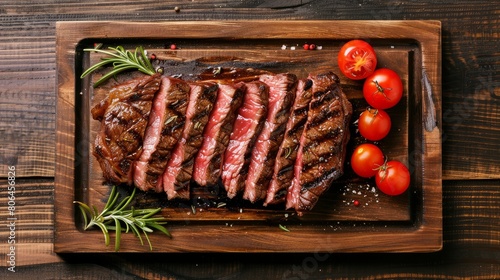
[133,77,190,192]
[92,74,161,185]
[286,72,352,214]
[265,79,313,205]
[222,81,269,199]
[163,81,219,199]
[193,82,246,186]
[243,73,297,203]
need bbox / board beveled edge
[54,20,442,253]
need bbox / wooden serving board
[55,20,442,253]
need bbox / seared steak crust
[92,74,161,185]
[92,69,352,215]
[133,77,190,192]
[265,79,313,205]
[286,72,352,213]
[193,82,246,186]
[243,73,297,203]
[222,81,269,199]
[163,81,219,199]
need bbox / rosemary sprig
[81,45,156,87]
[73,186,171,251]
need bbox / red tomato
[338,40,377,80]
[363,68,403,109]
[351,143,385,178]
[358,108,392,141]
[375,160,410,196]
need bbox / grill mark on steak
[92,74,161,185]
[193,82,246,186]
[265,79,313,205]
[286,72,352,213]
[243,73,297,203]
[133,77,190,192]
[163,81,219,200]
[222,81,269,199]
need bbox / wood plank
[0,179,497,279]
[0,179,62,267]
[55,20,441,253]
[0,0,498,278]
[0,1,498,180]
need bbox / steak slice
[163,81,219,200]
[92,74,161,185]
[222,81,269,199]
[243,73,297,203]
[133,77,190,192]
[265,79,313,205]
[286,72,352,214]
[193,82,246,186]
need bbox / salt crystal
[281,44,287,50]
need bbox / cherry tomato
[358,108,392,141]
[375,160,410,196]
[338,39,377,80]
[363,68,403,109]
[351,143,385,178]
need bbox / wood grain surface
[54,20,441,253]
[0,0,498,279]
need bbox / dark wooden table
[1,1,498,279]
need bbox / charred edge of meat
[303,79,313,91]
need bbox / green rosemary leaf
[73,186,170,251]
[104,185,118,211]
[142,229,153,251]
[139,46,154,73]
[92,205,100,218]
[279,224,290,232]
[116,188,136,212]
[141,208,162,219]
[75,203,90,227]
[81,45,156,87]
[148,223,172,238]
[95,222,111,247]
[113,217,121,252]
[129,224,144,246]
